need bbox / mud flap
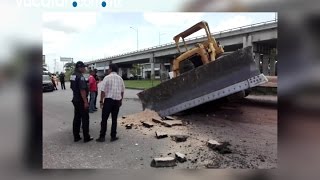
[137,46,268,117]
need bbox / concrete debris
[164,116,175,120]
[207,140,221,149]
[125,124,133,129]
[207,140,232,154]
[152,117,164,124]
[155,131,168,139]
[161,120,183,127]
[141,121,154,128]
[205,162,219,169]
[150,157,177,167]
[171,135,189,142]
[175,152,186,163]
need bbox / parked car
[42,75,54,92]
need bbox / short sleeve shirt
[70,71,88,102]
[101,72,125,100]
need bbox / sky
[43,12,277,72]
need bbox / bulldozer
[138,21,268,117]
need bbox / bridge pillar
[243,36,247,47]
[243,35,253,49]
[252,43,260,69]
[150,56,155,80]
[262,55,270,75]
[127,68,131,79]
[118,68,123,77]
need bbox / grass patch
[124,80,161,90]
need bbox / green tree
[64,62,75,81]
[130,64,143,78]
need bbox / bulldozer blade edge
[137,46,268,116]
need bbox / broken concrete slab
[125,124,133,129]
[150,157,177,167]
[152,117,164,124]
[161,120,183,127]
[164,116,175,120]
[175,152,186,163]
[207,140,221,149]
[171,135,189,142]
[141,121,154,128]
[155,131,168,139]
[207,140,232,154]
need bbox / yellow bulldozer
[138,21,268,117]
[172,21,225,77]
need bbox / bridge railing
[88,19,277,64]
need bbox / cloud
[43,12,97,34]
[214,15,253,32]
[43,12,97,65]
[143,12,205,28]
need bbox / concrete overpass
[86,20,277,79]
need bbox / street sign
[60,57,73,62]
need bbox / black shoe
[94,107,98,110]
[110,137,119,142]
[84,137,93,143]
[74,137,82,142]
[96,137,105,142]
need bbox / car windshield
[43,75,51,81]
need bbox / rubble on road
[161,120,183,127]
[155,131,168,139]
[141,121,154,128]
[175,152,186,163]
[171,135,189,142]
[207,140,232,154]
[152,117,164,124]
[205,162,219,169]
[164,116,175,120]
[207,140,221,148]
[150,157,177,167]
[125,124,133,129]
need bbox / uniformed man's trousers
[72,101,90,139]
[99,98,121,138]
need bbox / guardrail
[87,19,277,64]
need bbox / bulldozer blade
[137,46,268,117]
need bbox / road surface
[43,82,277,169]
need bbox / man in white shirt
[96,63,125,142]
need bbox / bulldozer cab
[172,21,224,77]
[174,21,212,53]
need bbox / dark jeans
[99,98,121,138]
[94,91,98,108]
[72,101,91,139]
[89,92,96,112]
[61,81,66,90]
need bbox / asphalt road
[43,82,277,169]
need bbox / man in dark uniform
[59,72,66,90]
[70,61,93,143]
